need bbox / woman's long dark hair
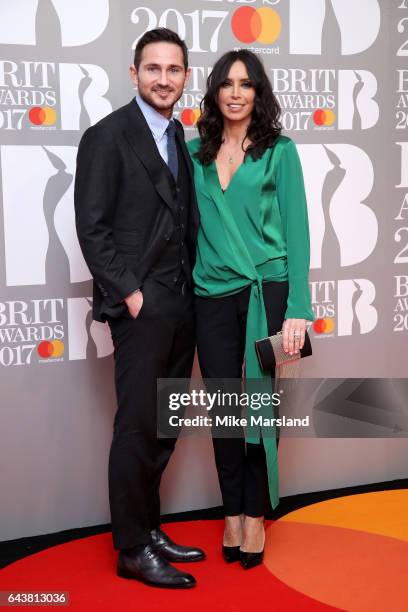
[196,50,282,165]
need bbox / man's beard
[138,86,182,113]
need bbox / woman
[187,50,314,569]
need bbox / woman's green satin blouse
[187,135,314,321]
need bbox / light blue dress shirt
[135,92,172,164]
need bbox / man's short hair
[133,28,188,71]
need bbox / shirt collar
[135,92,171,142]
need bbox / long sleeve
[74,125,140,306]
[276,139,315,321]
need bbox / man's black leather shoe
[117,545,196,588]
[151,528,206,562]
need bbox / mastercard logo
[29,106,57,126]
[313,108,336,126]
[313,318,335,334]
[180,108,201,126]
[37,340,65,359]
[231,6,281,45]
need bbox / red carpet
[1,520,335,611]
[2,491,408,611]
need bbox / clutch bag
[255,329,312,372]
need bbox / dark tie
[166,121,178,181]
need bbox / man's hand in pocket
[124,290,143,319]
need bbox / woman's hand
[282,318,306,355]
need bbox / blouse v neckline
[213,154,252,195]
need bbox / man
[74,28,203,589]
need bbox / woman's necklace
[222,127,250,164]
[222,141,244,165]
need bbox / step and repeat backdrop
[1,0,407,540]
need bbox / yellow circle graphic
[264,491,408,611]
[257,7,282,44]
[51,340,64,357]
[42,107,57,126]
[324,109,336,126]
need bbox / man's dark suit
[74,99,199,550]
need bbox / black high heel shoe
[222,515,244,563]
[239,549,264,569]
[239,524,265,569]
[222,545,240,563]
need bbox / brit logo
[298,144,378,270]
[0,61,111,131]
[0,298,113,367]
[66,298,113,361]
[271,69,379,131]
[311,279,378,337]
[0,0,109,47]
[1,145,90,287]
[289,0,380,55]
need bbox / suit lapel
[122,100,175,213]
[175,122,193,181]
[175,121,200,232]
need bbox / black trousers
[195,280,288,517]
[107,278,195,550]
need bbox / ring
[293,332,301,338]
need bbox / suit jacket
[74,99,199,322]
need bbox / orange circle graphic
[37,339,64,358]
[29,106,56,126]
[313,318,335,334]
[314,108,336,126]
